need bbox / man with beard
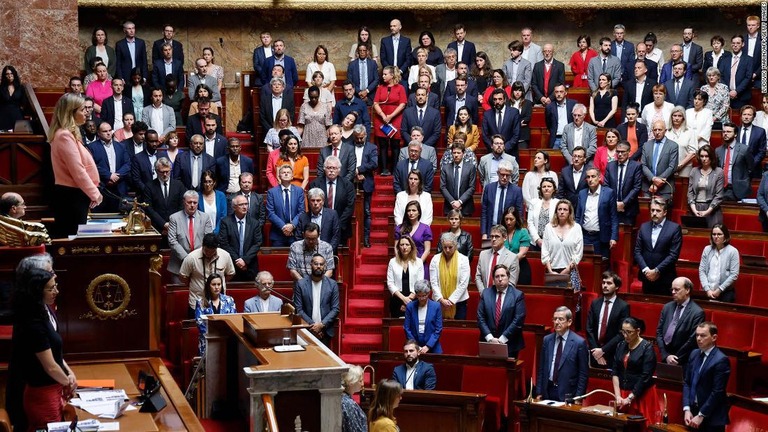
[586,271,630,368]
[392,339,437,390]
[587,37,622,90]
[293,254,340,345]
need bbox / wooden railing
[262,394,279,432]
[23,83,49,136]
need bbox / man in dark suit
[334,81,372,135]
[557,146,589,209]
[659,44,691,83]
[260,39,299,88]
[447,24,477,67]
[142,157,185,235]
[477,264,526,358]
[317,125,357,183]
[228,173,265,228]
[443,64,479,102]
[681,28,704,78]
[482,88,520,157]
[656,277,706,366]
[603,142,643,225]
[151,42,185,89]
[202,117,228,159]
[259,78,295,136]
[738,105,768,178]
[215,137,255,194]
[586,271,630,368]
[480,160,523,237]
[633,42,659,82]
[716,122,753,201]
[296,188,340,252]
[186,98,223,137]
[615,103,648,161]
[545,84,575,149]
[380,19,412,80]
[664,61,696,109]
[90,122,132,212]
[683,322,731,432]
[575,168,619,260]
[252,31,273,85]
[266,164,304,247]
[623,60,656,115]
[347,45,378,104]
[114,21,148,82]
[130,129,168,194]
[634,197,683,296]
[641,120,679,197]
[531,44,566,106]
[443,75,479,125]
[728,35,754,110]
[294,254,340,346]
[352,126,378,247]
[172,134,215,191]
[393,141,434,194]
[536,307,589,402]
[218,195,262,281]
[311,156,356,245]
[151,25,184,63]
[611,25,635,83]
[746,16,762,88]
[401,88,442,148]
[392,339,437,390]
[407,75,441,110]
[440,142,476,217]
[99,78,133,131]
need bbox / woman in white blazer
[526,177,559,250]
[387,236,424,317]
[698,224,740,303]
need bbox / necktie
[488,252,498,289]
[496,185,506,225]
[692,353,707,401]
[675,80,680,99]
[741,127,748,144]
[327,181,335,209]
[497,110,502,130]
[238,220,244,256]
[333,146,339,157]
[602,58,607,73]
[494,290,503,327]
[188,215,195,250]
[617,164,625,200]
[360,60,367,90]
[163,181,168,199]
[283,188,291,222]
[663,304,683,345]
[192,155,200,188]
[410,161,416,172]
[454,164,461,198]
[730,56,739,90]
[553,336,564,384]
[418,108,424,123]
[652,142,662,176]
[598,299,611,344]
[723,146,732,186]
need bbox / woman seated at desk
[195,273,237,355]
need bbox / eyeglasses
[620,329,637,335]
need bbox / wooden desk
[69,357,203,431]
[515,400,646,432]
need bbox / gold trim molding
[78,0,762,10]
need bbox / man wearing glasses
[536,306,589,402]
[603,142,643,225]
[656,277,705,367]
[244,271,283,313]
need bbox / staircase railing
[23,83,49,136]
[262,394,279,432]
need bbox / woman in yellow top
[446,106,479,152]
[275,134,309,189]
[369,379,403,432]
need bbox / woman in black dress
[612,317,659,422]
[589,72,618,128]
[0,65,26,131]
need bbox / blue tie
[360,60,367,91]
[238,220,244,256]
[652,141,662,176]
[283,188,291,223]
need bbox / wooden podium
[49,231,163,359]
[515,400,646,432]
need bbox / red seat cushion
[709,311,754,351]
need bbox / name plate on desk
[273,344,306,353]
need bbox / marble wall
[77,7,759,132]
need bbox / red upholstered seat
[728,400,768,431]
[467,290,480,320]
[387,326,406,352]
[749,275,768,308]
[257,251,292,282]
[440,328,481,356]
[461,365,508,430]
[525,294,567,326]
[709,311,755,351]
[627,302,662,339]
[751,317,768,367]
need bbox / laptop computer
[478,342,509,359]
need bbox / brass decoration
[57,247,66,256]
[150,244,158,252]
[81,273,136,320]
[562,10,597,28]
[0,214,51,246]
[105,245,113,254]
[117,245,146,253]
[149,254,163,277]
[72,246,101,254]
[122,198,149,235]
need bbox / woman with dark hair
[685,90,713,147]
[510,80,533,149]
[471,51,492,95]
[306,45,337,93]
[197,170,227,233]
[699,224,739,302]
[276,134,309,189]
[373,66,407,176]
[195,273,237,355]
[83,56,112,89]
[447,106,479,153]
[12,268,77,431]
[589,73,618,128]
[127,67,152,120]
[687,145,724,227]
[303,71,336,112]
[113,111,134,142]
[369,379,403,432]
[522,151,558,210]
[593,128,621,177]
[84,62,112,115]
[643,32,664,75]
[84,27,116,77]
[0,65,26,130]
[394,169,433,225]
[202,47,224,91]
[527,177,559,251]
[349,26,378,62]
[702,35,731,86]
[297,85,333,148]
[481,69,511,111]
[163,76,185,125]
[612,317,658,422]
[188,83,219,116]
[437,209,473,261]
[386,235,423,318]
[394,200,433,273]
[570,35,597,88]
[503,206,532,285]
[412,31,444,66]
[340,111,359,143]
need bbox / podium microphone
[567,388,616,405]
[264,286,301,325]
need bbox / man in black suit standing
[393,141,434,194]
[130,129,167,194]
[186,99,223,137]
[296,188,340,252]
[100,78,133,131]
[482,88,520,157]
[557,146,589,209]
[218,195,262,281]
[634,197,683,295]
[447,24,477,68]
[440,142,476,217]
[477,264,527,358]
[633,43,658,83]
[228,173,265,228]
[202,117,228,159]
[380,19,412,81]
[656,277,705,366]
[352,126,378,247]
[683,322,731,432]
[151,42,185,89]
[603,142,643,225]
[681,27,704,79]
[531,44,565,106]
[716,121,753,201]
[664,61,696,109]
[623,60,656,116]
[143,157,185,236]
[443,75,479,125]
[443,64,479,102]
[172,134,215,191]
[575,168,618,261]
[151,24,184,64]
[252,31,273,86]
[400,88,442,148]
[737,105,767,178]
[310,156,356,246]
[611,24,635,83]
[586,270,630,368]
[259,78,295,138]
[728,35,754,110]
[544,84,575,149]
[317,125,357,183]
[115,21,148,82]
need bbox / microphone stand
[266,287,301,325]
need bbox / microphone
[567,388,616,405]
[265,286,300,325]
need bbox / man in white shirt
[392,340,437,390]
[521,27,543,64]
[141,88,176,142]
[575,168,618,261]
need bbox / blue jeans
[552,137,563,150]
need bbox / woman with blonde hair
[373,66,407,175]
[667,105,697,178]
[386,235,424,318]
[369,379,403,432]
[541,200,583,276]
[342,365,368,432]
[408,48,437,88]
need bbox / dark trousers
[377,137,399,173]
[453,300,468,320]
[690,404,726,432]
[583,229,609,260]
[363,191,372,239]
[270,234,292,247]
[543,381,563,402]
[53,185,90,238]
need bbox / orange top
[50,129,100,201]
[276,156,309,187]
[626,124,638,156]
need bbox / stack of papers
[47,418,101,431]
[73,389,134,418]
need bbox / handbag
[570,266,582,292]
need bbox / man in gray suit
[141,88,176,142]
[641,120,679,198]
[435,48,458,102]
[475,225,520,295]
[561,104,597,164]
[168,190,213,283]
[477,134,520,186]
[188,58,221,103]
[588,37,623,90]
[716,122,752,201]
[502,40,533,100]
[440,142,476,216]
[244,271,283,313]
[294,254,340,346]
[398,127,437,170]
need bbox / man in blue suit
[544,84,575,149]
[296,188,340,252]
[443,63,479,101]
[401,88,442,148]
[480,160,524,237]
[447,24,477,67]
[664,61,696,109]
[683,322,731,432]
[611,25,635,83]
[151,25,184,63]
[603,142,643,225]
[347,45,378,104]
[728,35,754,110]
[172,134,215,191]
[443,75,479,125]
[252,31,273,86]
[482,88,520,157]
[294,254,340,346]
[404,281,443,354]
[334,82,372,136]
[392,339,437,390]
[352,126,378,247]
[634,197,683,295]
[114,21,148,82]
[380,19,412,80]
[90,122,132,212]
[575,168,619,261]
[536,307,589,402]
[477,264,526,358]
[215,137,255,194]
[261,39,299,88]
[266,164,305,247]
[557,146,589,209]
[151,42,185,89]
[393,141,434,194]
[130,129,168,194]
[738,105,768,178]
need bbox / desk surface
[70,357,204,432]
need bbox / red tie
[494,290,503,327]
[333,146,339,157]
[723,146,732,186]
[488,252,498,289]
[327,182,335,209]
[598,299,610,344]
[543,63,552,96]
[188,215,195,250]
